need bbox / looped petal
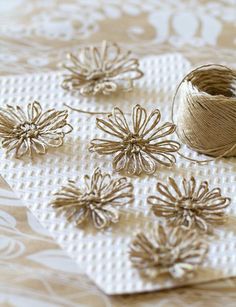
[89,139,124,154]
[112,151,127,172]
[112,107,130,134]
[132,104,147,134]
[96,118,125,139]
[148,122,176,142]
[141,109,161,138]
[27,101,42,122]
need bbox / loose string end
[63,103,111,115]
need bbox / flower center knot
[81,192,103,209]
[87,69,107,81]
[153,246,176,267]
[15,122,39,139]
[123,133,147,153]
[177,198,195,210]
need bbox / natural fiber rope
[172,64,236,163]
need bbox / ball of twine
[172,64,236,160]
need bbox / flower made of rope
[62,40,143,96]
[129,224,208,279]
[89,104,180,175]
[148,177,230,232]
[51,167,133,229]
[0,101,73,158]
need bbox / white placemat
[0,53,235,294]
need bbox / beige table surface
[0,1,236,306]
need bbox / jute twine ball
[173,64,236,158]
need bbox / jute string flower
[62,40,143,96]
[0,101,73,158]
[129,224,208,279]
[172,64,236,162]
[51,167,133,229]
[89,104,180,176]
[148,177,230,232]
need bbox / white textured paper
[0,54,235,295]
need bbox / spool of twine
[172,64,236,159]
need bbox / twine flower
[129,224,208,279]
[148,177,231,232]
[62,40,143,96]
[0,101,73,158]
[51,167,133,229]
[89,104,180,175]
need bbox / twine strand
[64,103,112,115]
[64,103,131,115]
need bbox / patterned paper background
[0,0,236,76]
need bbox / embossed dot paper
[0,54,235,295]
